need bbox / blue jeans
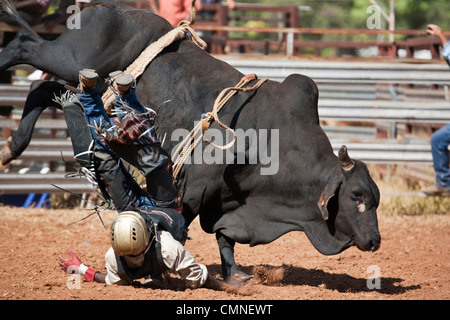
[113,87,146,120]
[111,88,178,209]
[431,123,450,188]
[77,87,155,209]
[77,87,114,150]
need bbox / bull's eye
[352,192,366,212]
[351,192,363,203]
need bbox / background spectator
[421,24,450,196]
[148,0,203,27]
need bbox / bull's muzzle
[353,234,381,252]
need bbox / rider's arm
[58,251,107,283]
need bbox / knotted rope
[171,74,268,180]
[101,0,206,113]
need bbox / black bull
[0,0,380,280]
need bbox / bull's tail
[0,0,40,39]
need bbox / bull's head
[318,145,381,252]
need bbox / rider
[61,69,181,212]
[57,70,229,290]
[58,209,226,289]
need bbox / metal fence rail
[0,138,436,163]
[2,58,449,195]
[220,57,450,85]
[0,172,95,194]
[2,99,449,127]
[0,84,29,108]
[0,140,440,195]
[0,139,73,160]
[318,100,450,123]
[330,140,438,164]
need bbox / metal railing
[318,100,450,123]
[0,139,445,195]
[195,24,450,57]
[0,138,439,165]
[0,172,95,194]
[220,57,450,85]
[1,58,450,195]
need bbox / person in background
[148,0,203,27]
[427,24,450,64]
[421,25,450,196]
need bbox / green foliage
[236,0,449,31]
[394,0,450,30]
[369,164,450,216]
[380,195,450,216]
[232,1,449,57]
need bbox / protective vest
[115,207,188,283]
[115,231,167,283]
[134,206,188,244]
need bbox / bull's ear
[317,169,343,220]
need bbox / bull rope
[101,0,206,113]
[99,0,268,179]
[171,74,268,180]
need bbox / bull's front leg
[216,231,253,282]
[1,80,66,166]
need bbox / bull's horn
[0,0,40,39]
[338,145,354,171]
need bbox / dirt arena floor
[0,205,449,303]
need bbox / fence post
[286,30,294,58]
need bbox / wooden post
[217,4,228,40]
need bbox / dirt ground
[0,205,449,303]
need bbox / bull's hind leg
[1,80,65,166]
[216,232,252,282]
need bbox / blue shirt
[443,42,450,61]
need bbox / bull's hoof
[1,137,14,166]
[229,272,254,284]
